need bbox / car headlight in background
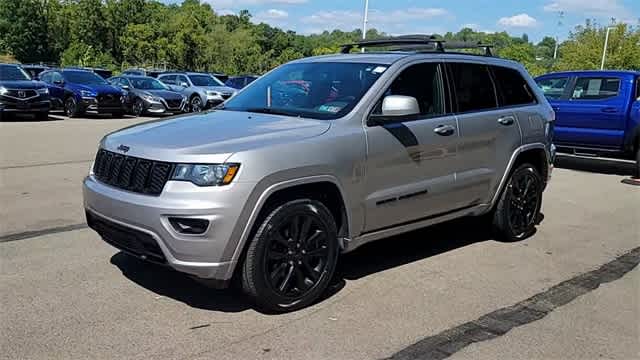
[80,90,96,97]
[0,86,7,95]
[37,88,49,95]
[171,163,239,186]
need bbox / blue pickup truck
[535,70,640,177]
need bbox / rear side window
[571,77,620,100]
[159,75,176,84]
[492,66,536,106]
[536,77,569,99]
[447,62,497,113]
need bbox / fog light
[168,217,209,235]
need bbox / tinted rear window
[492,66,536,106]
[571,77,620,100]
[448,63,497,113]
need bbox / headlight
[171,163,239,186]
[0,86,7,95]
[206,91,221,96]
[142,94,161,102]
[37,88,49,95]
[80,90,95,97]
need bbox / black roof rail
[340,35,495,57]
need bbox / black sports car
[108,75,186,116]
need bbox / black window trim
[569,76,622,101]
[366,61,451,127]
[445,61,500,115]
[489,65,538,109]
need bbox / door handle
[601,107,618,113]
[498,116,515,126]
[433,124,455,136]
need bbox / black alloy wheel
[190,96,203,112]
[241,199,339,312]
[492,163,543,241]
[64,97,79,117]
[133,98,145,117]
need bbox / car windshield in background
[130,78,168,90]
[64,71,108,85]
[223,62,387,120]
[0,65,31,81]
[189,74,224,87]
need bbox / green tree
[0,0,51,62]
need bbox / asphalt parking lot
[1,114,639,360]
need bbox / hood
[102,110,331,162]
[68,83,122,95]
[0,80,47,89]
[202,86,236,94]
[142,89,184,100]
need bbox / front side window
[51,72,64,84]
[372,62,444,118]
[40,72,52,83]
[571,77,620,100]
[177,75,189,86]
[536,77,569,100]
[159,75,176,85]
[63,71,107,85]
[188,74,224,87]
[0,65,31,81]
[448,62,497,113]
[223,62,387,120]
[492,66,536,106]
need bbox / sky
[166,0,639,42]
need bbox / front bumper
[81,97,125,113]
[144,98,186,114]
[83,175,255,280]
[0,97,50,113]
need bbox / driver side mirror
[180,82,189,88]
[368,95,420,126]
[53,79,64,86]
[121,85,129,91]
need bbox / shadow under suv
[84,36,555,312]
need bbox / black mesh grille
[97,94,121,106]
[93,149,173,196]
[165,99,183,108]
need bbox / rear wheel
[241,199,339,313]
[634,143,639,179]
[492,163,543,241]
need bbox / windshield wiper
[244,107,301,117]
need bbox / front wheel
[64,97,82,118]
[190,95,203,113]
[492,163,543,242]
[132,98,145,117]
[241,199,339,313]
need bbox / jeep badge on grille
[117,144,130,153]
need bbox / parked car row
[0,63,247,119]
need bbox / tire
[132,98,145,117]
[64,97,82,118]
[634,144,640,179]
[492,163,543,242]
[190,95,203,113]
[241,199,339,313]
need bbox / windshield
[189,74,225,87]
[0,65,31,81]
[130,77,169,90]
[64,71,108,85]
[223,62,387,120]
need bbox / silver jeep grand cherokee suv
[84,37,555,312]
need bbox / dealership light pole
[600,26,615,70]
[361,0,369,52]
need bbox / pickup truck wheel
[241,199,339,313]
[634,145,640,179]
[492,163,543,242]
